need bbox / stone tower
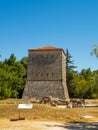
[23,46,69,99]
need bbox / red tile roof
[29,46,62,50]
[29,46,66,55]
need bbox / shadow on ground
[46,122,98,130]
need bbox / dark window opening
[51,55,54,58]
[41,73,43,77]
[36,74,38,76]
[46,73,48,77]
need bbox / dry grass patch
[0,99,98,123]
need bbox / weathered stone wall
[61,52,69,98]
[27,51,62,81]
[23,81,65,99]
[23,49,69,99]
[62,51,66,81]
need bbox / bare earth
[0,119,98,130]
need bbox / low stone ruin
[70,99,85,108]
[32,96,85,108]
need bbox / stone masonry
[23,46,69,99]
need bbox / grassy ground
[0,99,98,124]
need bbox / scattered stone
[56,105,67,109]
[30,98,38,103]
[82,115,94,119]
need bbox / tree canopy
[66,48,98,99]
[0,54,27,99]
[91,44,98,58]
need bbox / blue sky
[0,0,98,72]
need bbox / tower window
[36,74,38,76]
[52,73,53,76]
[37,55,40,58]
[41,54,43,58]
[51,55,54,58]
[41,73,43,77]
[46,73,48,77]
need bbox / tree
[91,44,98,58]
[66,49,77,97]
[66,49,77,72]
[74,68,94,98]
[0,54,27,99]
[0,54,2,67]
[4,53,16,65]
[20,57,28,69]
[0,64,12,99]
[91,70,98,98]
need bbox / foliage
[73,68,94,98]
[0,54,27,99]
[91,70,98,98]
[66,49,98,99]
[66,49,77,72]
[91,44,98,58]
[66,49,77,97]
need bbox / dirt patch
[0,119,66,130]
[0,119,98,130]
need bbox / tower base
[23,81,69,100]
